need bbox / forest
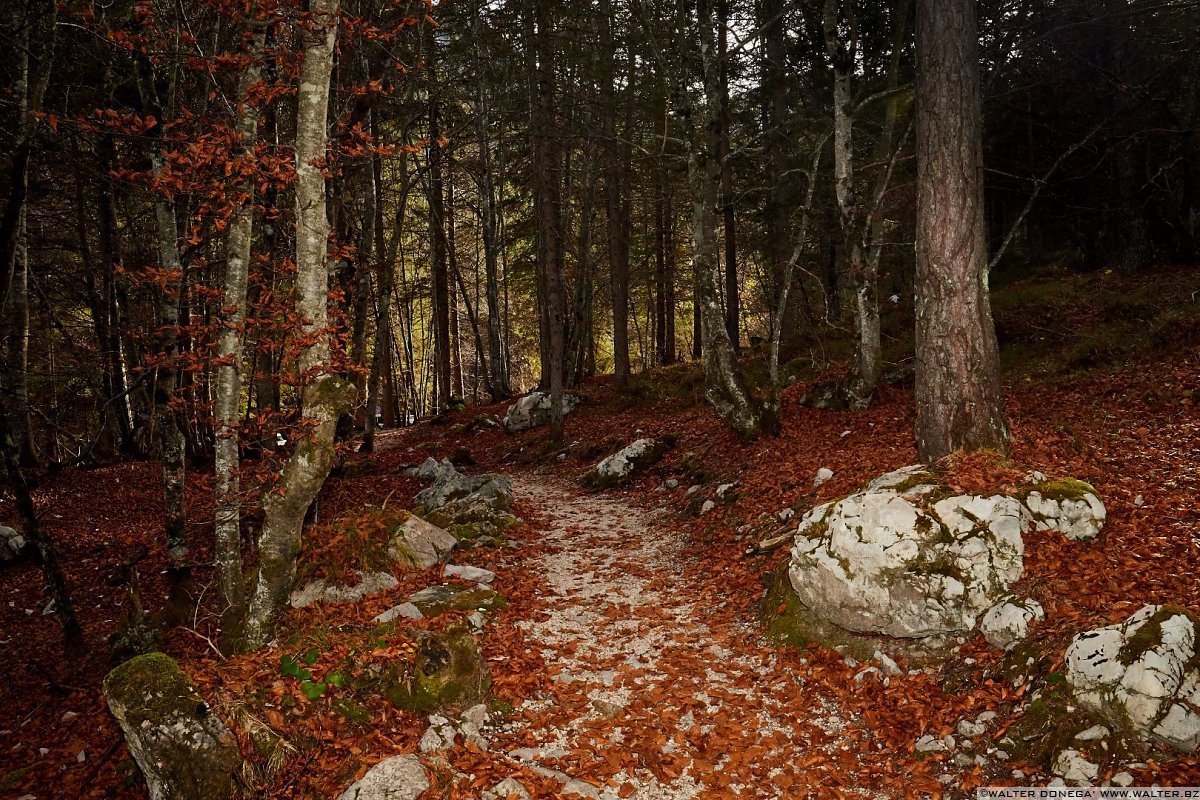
[1,0,1199,797]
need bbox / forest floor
[3,265,1200,798]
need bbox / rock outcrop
[411,458,519,544]
[1066,604,1200,751]
[502,392,579,432]
[981,596,1045,651]
[103,653,240,800]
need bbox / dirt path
[479,474,890,799]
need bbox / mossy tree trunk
[241,0,353,650]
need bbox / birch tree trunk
[823,0,880,410]
[242,0,355,649]
[214,24,265,644]
[914,0,1008,460]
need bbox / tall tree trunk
[474,37,510,399]
[243,0,354,649]
[717,0,739,354]
[96,131,137,455]
[914,0,1008,460]
[672,0,766,438]
[447,175,465,399]
[427,28,453,411]
[528,0,566,440]
[213,24,265,645]
[761,0,795,339]
[600,0,631,384]
[823,0,880,410]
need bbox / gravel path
[484,474,886,799]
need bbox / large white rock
[389,513,457,569]
[1066,604,1200,751]
[981,596,1045,650]
[788,466,1025,638]
[503,392,579,432]
[338,754,429,800]
[590,438,669,486]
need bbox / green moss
[1119,605,1200,668]
[103,653,202,723]
[886,471,941,495]
[1025,477,1098,503]
[331,698,373,725]
[2,762,46,790]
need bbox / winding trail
[480,474,891,799]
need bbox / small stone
[778,508,795,523]
[467,612,486,630]
[976,711,998,724]
[874,650,902,676]
[482,778,532,800]
[1054,749,1100,786]
[1111,772,1134,787]
[952,753,974,768]
[1075,725,1109,741]
[1133,495,1145,507]
[994,750,1010,761]
[686,485,701,496]
[957,719,986,738]
[76,750,86,762]
[814,468,835,487]
[419,719,456,753]
[700,500,716,515]
[716,483,736,500]
[1011,770,1026,780]
[443,564,497,585]
[373,603,424,624]
[61,711,78,723]
[915,735,947,753]
[664,479,679,490]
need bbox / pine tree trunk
[242,1,354,650]
[914,0,1008,460]
[600,0,630,385]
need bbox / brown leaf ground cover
[2,327,1199,797]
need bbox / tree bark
[213,24,265,644]
[717,0,739,353]
[242,0,354,649]
[528,0,567,441]
[914,0,1008,460]
[600,0,631,384]
[427,31,453,411]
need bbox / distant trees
[3,0,1199,650]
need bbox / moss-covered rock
[377,627,491,712]
[103,653,240,800]
[584,436,675,489]
[406,585,507,619]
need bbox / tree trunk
[427,32,453,411]
[213,25,265,644]
[824,0,880,410]
[914,0,1008,460]
[673,0,766,439]
[600,0,631,385]
[474,35,510,399]
[717,0,739,354]
[528,0,567,440]
[242,1,354,649]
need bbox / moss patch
[1119,605,1200,668]
[377,627,491,712]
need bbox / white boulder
[0,525,28,562]
[589,437,670,487]
[503,392,580,432]
[1066,604,1200,751]
[787,467,1025,638]
[981,596,1045,650]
